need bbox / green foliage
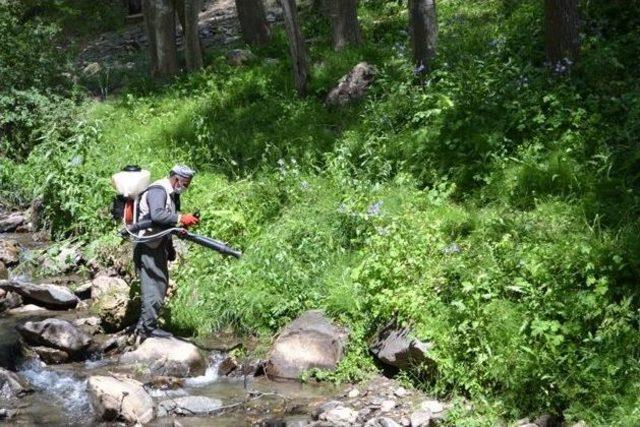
[4,0,640,425]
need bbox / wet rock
[16,318,92,356]
[325,62,376,106]
[119,337,206,377]
[0,279,79,309]
[0,211,27,233]
[0,291,23,313]
[100,334,130,355]
[73,282,92,300]
[365,417,402,427]
[226,48,256,66]
[74,316,102,335]
[31,346,70,364]
[218,355,239,376]
[156,395,223,417]
[0,408,17,421]
[87,375,154,424]
[7,304,46,314]
[410,410,432,427]
[370,322,432,370]
[91,276,140,332]
[266,310,348,379]
[0,239,20,266]
[0,367,32,398]
[318,405,358,426]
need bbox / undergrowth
[2,0,640,425]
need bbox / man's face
[172,176,192,193]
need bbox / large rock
[119,337,205,377]
[30,346,69,364]
[16,318,92,357]
[318,405,359,426]
[0,367,32,399]
[87,375,154,424]
[0,240,20,267]
[265,310,348,379]
[156,395,223,417]
[326,62,376,106]
[226,48,256,66]
[0,279,78,309]
[0,291,23,313]
[0,211,27,233]
[90,275,139,332]
[369,322,432,370]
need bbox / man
[133,164,199,340]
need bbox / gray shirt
[146,186,180,227]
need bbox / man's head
[169,165,196,194]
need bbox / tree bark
[142,0,159,76]
[155,0,178,77]
[408,0,437,74]
[544,0,580,71]
[184,0,203,70]
[235,0,270,46]
[326,0,361,51]
[279,0,309,96]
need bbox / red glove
[179,213,199,228]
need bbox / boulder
[226,48,256,66]
[0,240,20,266]
[0,367,32,399]
[266,310,348,379]
[16,318,92,356]
[31,346,69,364]
[40,243,84,275]
[325,62,376,106]
[87,375,154,424]
[369,322,432,370]
[0,279,79,309]
[119,337,206,377]
[73,316,102,335]
[90,275,139,332]
[0,291,23,313]
[0,211,27,233]
[156,395,223,417]
[73,282,92,300]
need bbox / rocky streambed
[0,207,452,426]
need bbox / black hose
[179,232,242,258]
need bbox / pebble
[410,410,432,427]
[394,387,408,397]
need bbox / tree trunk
[544,0,580,72]
[155,0,178,77]
[279,0,309,96]
[142,0,159,76]
[326,0,361,51]
[235,0,270,46]
[184,0,203,70]
[408,0,437,75]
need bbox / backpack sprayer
[110,165,242,259]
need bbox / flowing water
[0,232,339,426]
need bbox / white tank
[111,169,151,198]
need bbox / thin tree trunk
[142,0,159,76]
[409,0,437,74]
[545,0,580,71]
[184,0,203,70]
[155,0,178,77]
[326,0,361,51]
[236,0,270,46]
[279,0,309,96]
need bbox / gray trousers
[133,239,169,334]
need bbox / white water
[184,352,225,387]
[18,360,94,422]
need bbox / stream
[0,231,339,426]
